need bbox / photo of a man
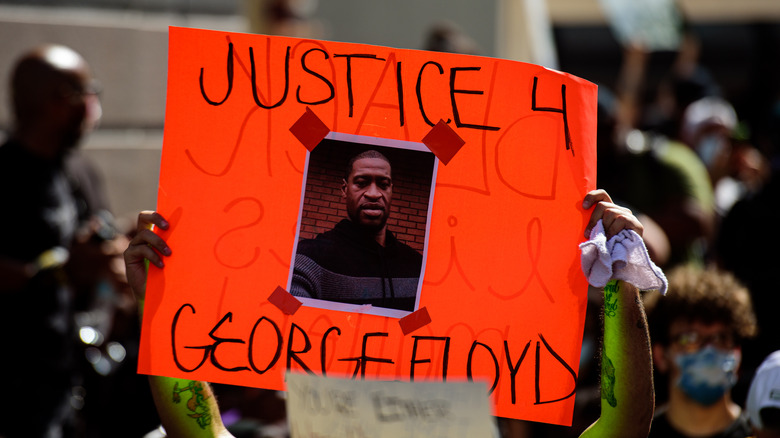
[290,138,435,313]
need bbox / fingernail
[156,260,165,268]
[163,247,172,256]
[161,220,169,229]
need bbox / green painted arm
[147,375,233,438]
[139,265,233,438]
[579,280,654,438]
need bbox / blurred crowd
[512,22,780,438]
[1,5,779,438]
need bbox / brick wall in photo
[298,140,435,253]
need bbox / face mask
[696,134,726,168]
[674,345,740,406]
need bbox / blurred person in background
[607,35,718,270]
[423,20,482,55]
[0,44,154,437]
[246,0,322,38]
[679,96,768,218]
[717,100,780,410]
[643,265,757,438]
[745,350,780,438]
[679,97,739,209]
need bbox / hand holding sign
[129,188,655,437]
[138,26,599,425]
[124,211,171,296]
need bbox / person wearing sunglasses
[644,265,758,438]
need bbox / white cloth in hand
[579,219,667,294]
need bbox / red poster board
[139,26,598,425]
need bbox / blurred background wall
[0,0,777,226]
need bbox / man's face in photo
[342,157,393,232]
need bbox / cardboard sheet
[286,372,496,437]
[139,26,598,425]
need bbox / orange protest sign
[139,26,598,425]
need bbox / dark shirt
[0,138,80,436]
[0,138,79,363]
[718,172,780,396]
[0,139,79,259]
[291,219,422,311]
[649,408,752,438]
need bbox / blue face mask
[674,345,740,406]
[696,134,727,168]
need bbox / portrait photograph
[288,133,437,317]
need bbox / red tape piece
[399,307,432,335]
[268,286,303,315]
[289,107,330,151]
[421,120,465,165]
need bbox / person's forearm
[615,46,648,134]
[133,252,231,437]
[140,284,231,437]
[580,280,654,438]
[148,375,232,438]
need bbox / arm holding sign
[124,212,234,438]
[579,190,654,438]
[124,190,653,438]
